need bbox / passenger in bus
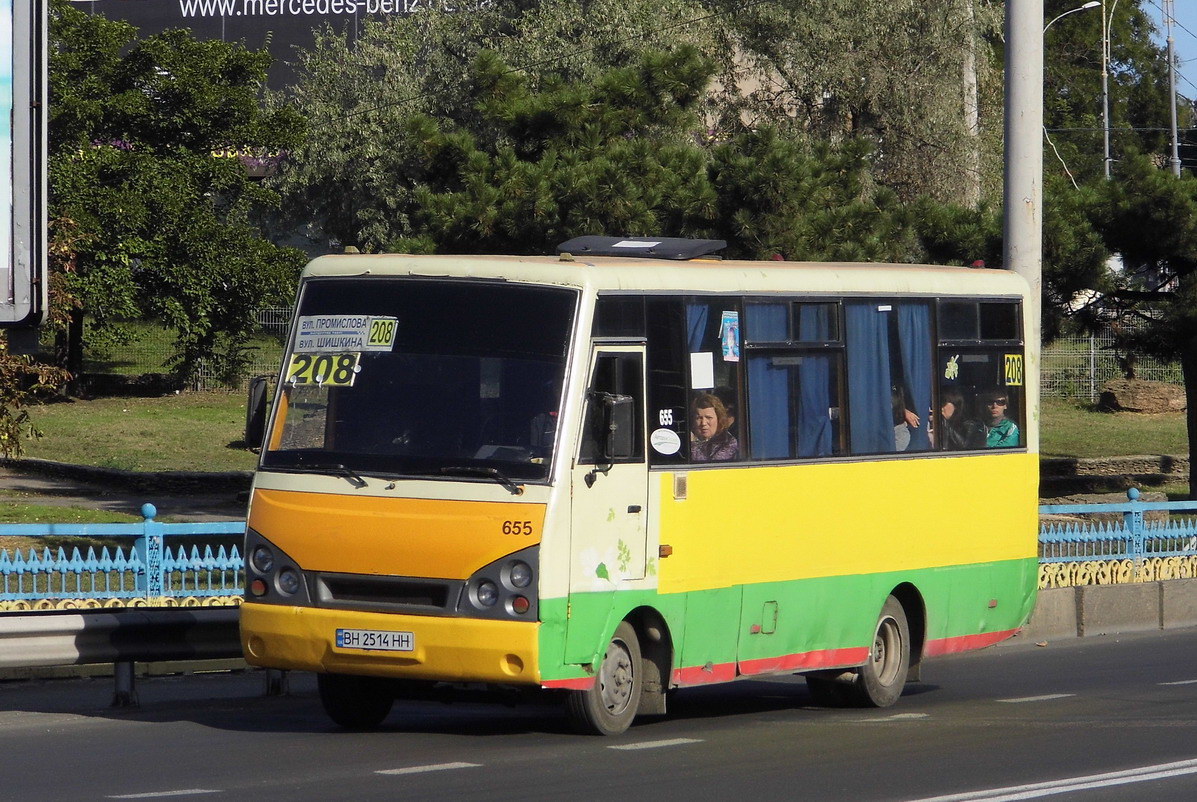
[892,385,921,451]
[937,389,985,450]
[980,390,1019,448]
[691,392,739,461]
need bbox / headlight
[508,561,532,589]
[251,545,275,574]
[277,567,301,595]
[474,580,499,607]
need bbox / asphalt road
[3,629,1197,801]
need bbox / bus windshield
[262,278,576,483]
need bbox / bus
[239,236,1038,735]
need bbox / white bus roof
[301,253,1030,298]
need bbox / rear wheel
[565,621,642,735]
[317,672,395,730]
[844,595,910,708]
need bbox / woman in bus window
[937,388,985,450]
[691,392,739,462]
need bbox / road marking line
[609,738,703,750]
[377,762,481,775]
[995,693,1075,703]
[107,792,220,800]
[867,713,930,721]
[1159,679,1197,685]
[908,756,1197,801]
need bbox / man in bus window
[691,392,739,461]
[980,391,1019,448]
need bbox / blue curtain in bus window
[686,304,709,351]
[747,303,790,459]
[846,303,894,454]
[897,304,932,451]
[797,305,832,457]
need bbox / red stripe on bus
[923,629,1017,657]
[541,677,595,690]
[737,647,871,677]
[671,662,739,686]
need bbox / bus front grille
[314,572,462,615]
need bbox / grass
[21,391,258,472]
[1040,398,1188,459]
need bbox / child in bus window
[980,390,1019,448]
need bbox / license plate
[335,628,415,652]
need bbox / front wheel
[565,621,643,735]
[844,595,910,708]
[317,672,395,730]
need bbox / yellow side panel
[248,489,545,579]
[657,452,1038,594]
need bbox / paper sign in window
[690,352,715,389]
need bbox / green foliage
[710,0,1004,206]
[0,338,70,458]
[271,0,723,251]
[48,0,308,385]
[710,130,918,262]
[413,47,718,254]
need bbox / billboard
[74,0,433,90]
[0,0,46,328]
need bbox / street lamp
[1043,2,1100,188]
[1043,1,1099,34]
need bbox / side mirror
[245,376,269,449]
[599,393,635,462]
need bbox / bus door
[564,346,648,663]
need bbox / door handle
[627,505,642,513]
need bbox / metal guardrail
[0,505,248,704]
[0,503,244,604]
[1039,488,1197,563]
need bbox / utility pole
[1004,0,1043,453]
[1101,0,1116,180]
[1166,0,1182,177]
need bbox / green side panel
[538,557,1037,683]
[680,585,740,671]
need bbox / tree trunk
[961,0,981,208]
[65,309,84,396]
[1182,349,1197,500]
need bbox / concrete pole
[1004,0,1043,453]
[1101,0,1117,180]
[1166,0,1182,177]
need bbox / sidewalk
[0,459,250,522]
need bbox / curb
[0,457,252,495]
[1018,579,1197,643]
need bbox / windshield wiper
[440,466,523,495]
[303,461,368,488]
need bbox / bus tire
[565,621,643,735]
[846,595,910,708]
[317,672,394,730]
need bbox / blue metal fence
[1039,488,1197,562]
[0,504,244,605]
